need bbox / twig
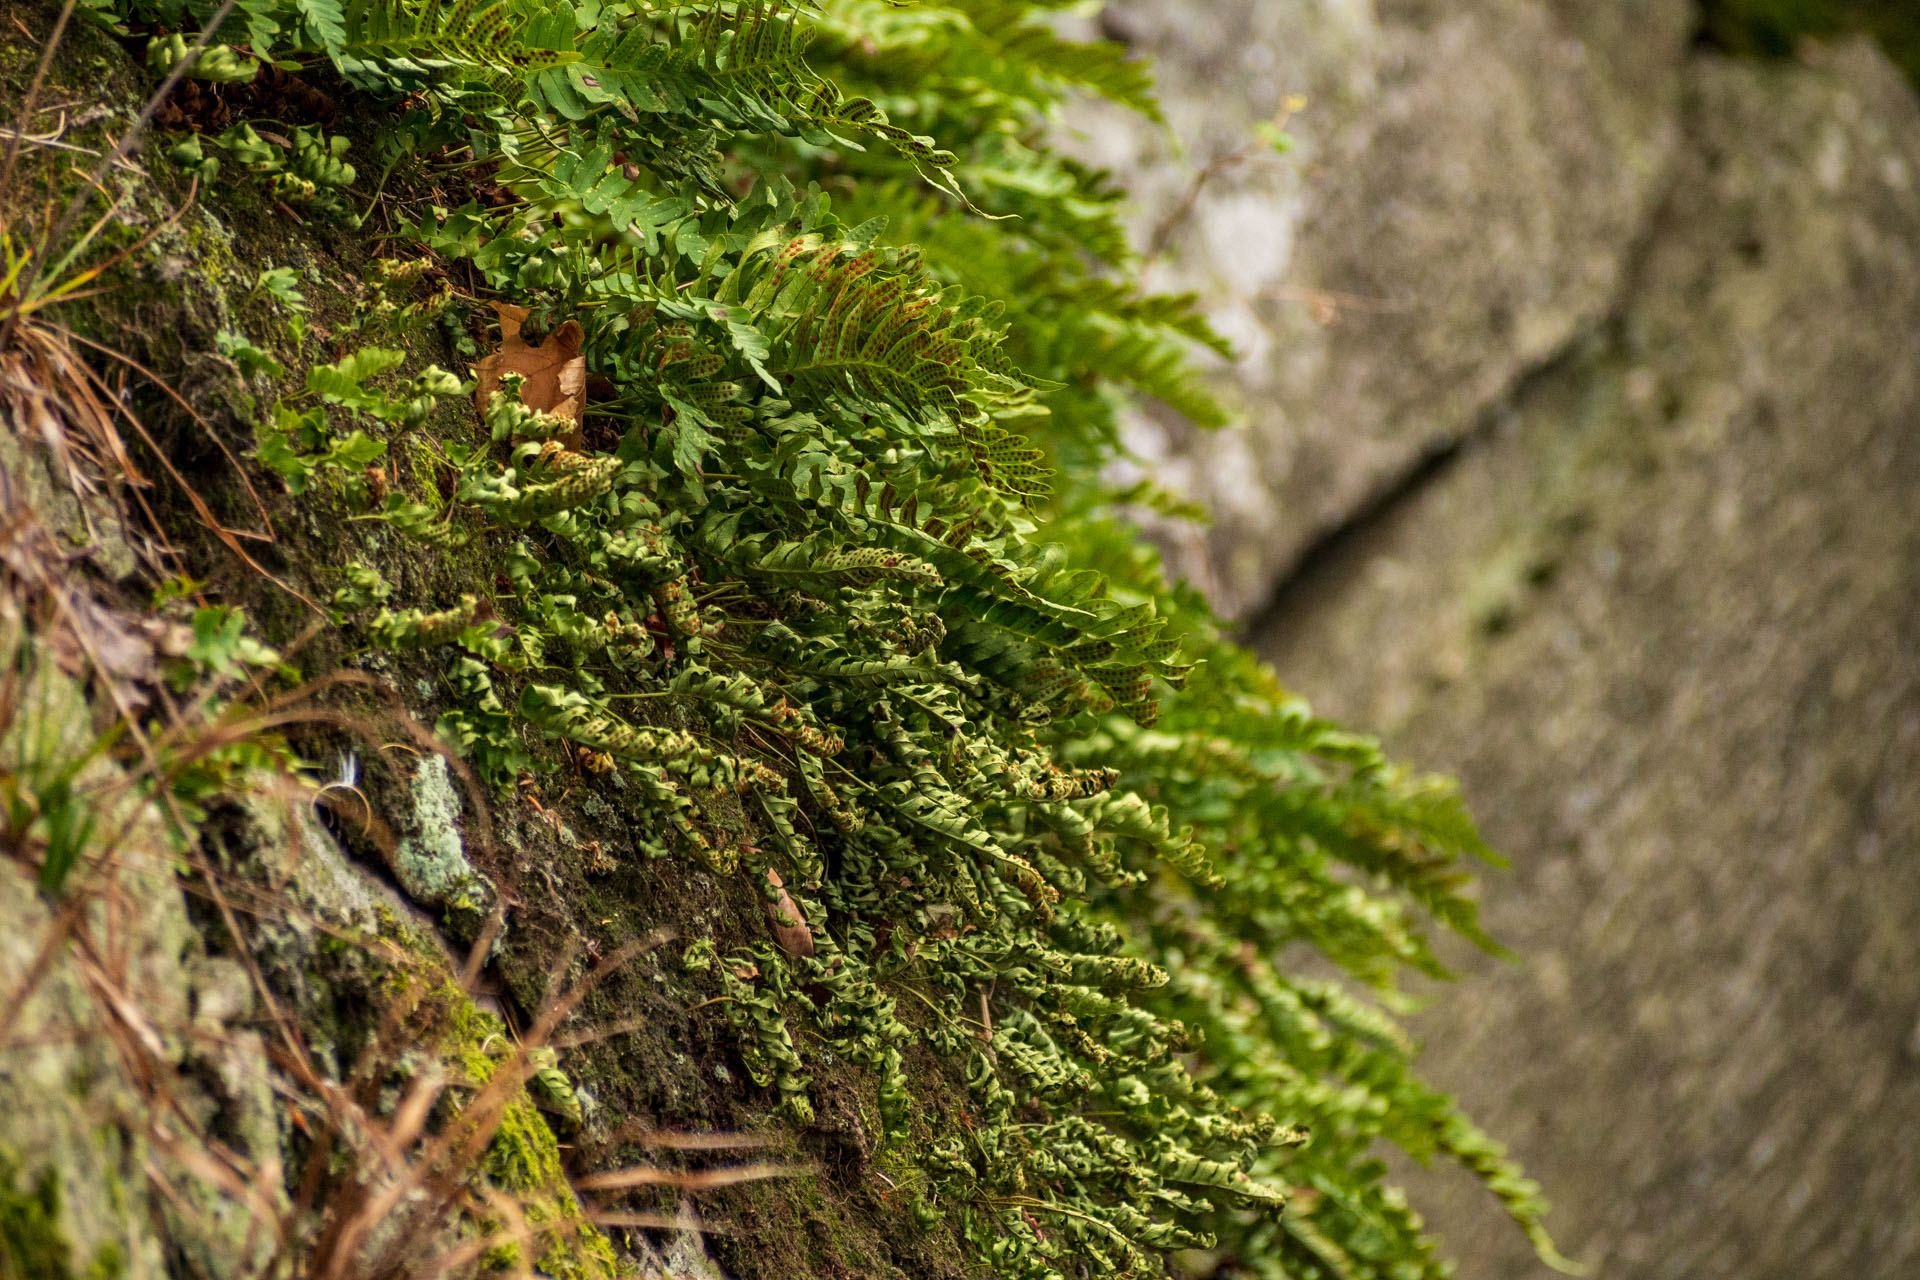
[1144,97,1306,263]
[61,331,315,609]
[573,1162,811,1192]
[589,1209,729,1233]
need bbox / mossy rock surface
[1258,38,1920,1280]
[0,6,973,1277]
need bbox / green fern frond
[144,0,1568,1271]
[943,0,1162,121]
[334,0,573,91]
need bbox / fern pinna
[105,0,1570,1275]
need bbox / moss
[374,963,626,1280]
[0,1147,126,1280]
[1701,0,1920,86]
[0,1153,70,1280]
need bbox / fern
[109,0,1572,1274]
[330,0,572,92]
[942,0,1164,121]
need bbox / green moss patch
[0,1147,125,1280]
[1701,0,1920,85]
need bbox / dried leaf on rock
[473,303,586,437]
[764,868,814,958]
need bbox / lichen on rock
[392,754,499,940]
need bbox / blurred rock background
[1068,3,1920,1277]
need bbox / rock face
[1262,41,1920,1277]
[1110,7,1920,1277]
[1068,0,1695,617]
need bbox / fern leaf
[296,0,347,56]
[947,0,1162,121]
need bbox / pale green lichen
[394,755,498,928]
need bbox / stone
[0,636,276,1280]
[1064,0,1694,617]
[1256,40,1920,1280]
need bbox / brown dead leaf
[473,303,586,437]
[764,868,815,958]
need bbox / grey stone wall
[1068,0,1694,619]
[1080,6,1920,1277]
